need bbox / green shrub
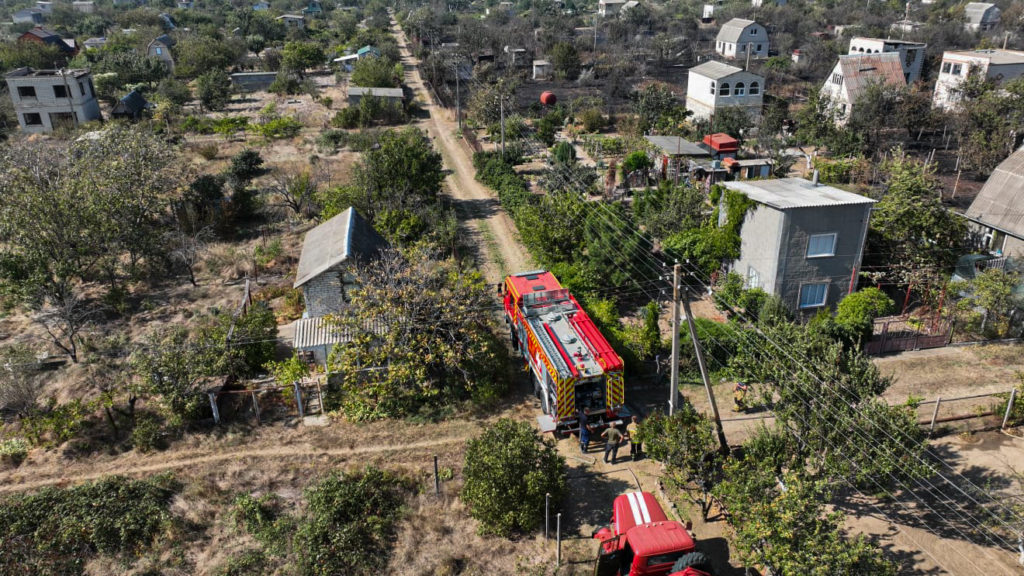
[254,116,303,139]
[196,143,219,160]
[227,149,264,184]
[215,550,268,576]
[131,411,166,453]
[835,287,895,343]
[233,493,294,556]
[579,107,606,133]
[461,418,567,537]
[316,129,349,151]
[294,468,415,576]
[0,437,28,466]
[0,474,180,575]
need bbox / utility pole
[593,14,598,53]
[500,96,506,159]
[454,61,461,130]
[669,263,681,416]
[680,276,729,454]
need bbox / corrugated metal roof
[688,60,744,81]
[293,207,389,288]
[293,316,387,349]
[644,135,708,156]
[965,2,999,23]
[348,86,404,98]
[965,148,1024,239]
[723,178,876,210]
[837,52,905,103]
[716,18,758,43]
[944,49,1024,66]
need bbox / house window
[756,44,762,52]
[17,86,36,99]
[941,61,951,74]
[734,82,745,96]
[839,103,847,115]
[22,112,42,125]
[710,81,716,95]
[806,233,837,257]
[155,47,162,55]
[53,85,69,98]
[747,266,760,289]
[951,63,962,75]
[749,28,757,35]
[79,81,86,96]
[749,81,760,95]
[719,82,730,96]
[799,283,829,309]
[831,73,843,85]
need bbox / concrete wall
[776,204,872,317]
[686,70,764,120]
[730,202,872,317]
[6,73,101,132]
[301,266,358,318]
[730,203,785,294]
[933,55,1024,110]
[231,72,278,92]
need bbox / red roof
[702,133,738,153]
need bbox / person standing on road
[578,410,591,453]
[601,426,623,464]
[626,415,642,461]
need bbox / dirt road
[391,20,532,282]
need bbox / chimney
[811,169,820,185]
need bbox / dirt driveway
[391,19,533,282]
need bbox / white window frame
[806,232,837,258]
[798,283,829,309]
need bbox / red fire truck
[503,270,627,435]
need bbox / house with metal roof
[111,89,150,120]
[932,49,1024,110]
[686,60,764,121]
[83,37,107,50]
[12,8,45,25]
[721,176,876,315]
[598,0,626,17]
[18,27,77,55]
[147,34,175,72]
[715,18,768,60]
[965,148,1024,259]
[848,37,926,84]
[276,14,305,30]
[964,2,1000,32]
[819,52,905,125]
[346,86,404,106]
[293,207,389,319]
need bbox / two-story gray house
[293,207,388,318]
[721,177,876,315]
[5,67,102,133]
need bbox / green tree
[281,41,326,77]
[156,77,192,106]
[551,141,576,164]
[462,418,567,537]
[794,90,836,147]
[955,76,1024,174]
[327,252,506,419]
[174,35,246,79]
[632,181,705,240]
[350,56,401,88]
[196,69,233,111]
[549,42,580,80]
[865,151,967,293]
[835,287,895,342]
[958,268,1023,337]
[630,82,679,132]
[639,406,719,493]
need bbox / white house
[83,37,107,50]
[12,8,44,25]
[598,0,626,17]
[277,14,306,30]
[715,18,768,60]
[4,67,102,133]
[35,1,53,13]
[147,34,175,72]
[848,37,926,84]
[751,0,786,6]
[686,60,764,121]
[820,53,905,125]
[72,1,94,13]
[932,49,1024,110]
[964,2,1000,32]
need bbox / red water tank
[540,91,557,106]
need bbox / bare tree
[168,219,213,287]
[32,289,98,363]
[0,345,41,419]
[269,163,330,220]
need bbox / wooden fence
[864,315,952,355]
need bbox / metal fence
[208,377,325,425]
[864,315,953,355]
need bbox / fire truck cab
[503,270,627,436]
[593,491,710,576]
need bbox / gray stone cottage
[721,177,875,316]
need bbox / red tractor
[593,491,714,576]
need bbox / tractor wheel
[671,551,713,576]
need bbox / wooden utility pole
[500,97,506,159]
[669,264,681,416]
[680,279,729,454]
